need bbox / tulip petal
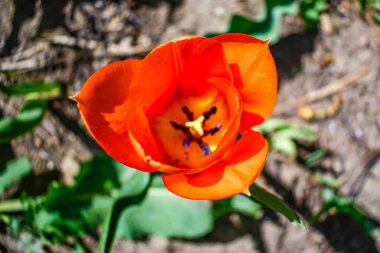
[213,33,277,126]
[74,60,156,172]
[130,37,233,111]
[162,130,268,200]
[127,37,234,166]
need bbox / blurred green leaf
[0,82,61,96]
[254,119,292,134]
[249,184,305,228]
[275,126,317,141]
[98,172,152,253]
[0,100,47,143]
[270,135,298,158]
[0,157,31,195]
[257,119,317,158]
[304,149,325,167]
[300,0,327,28]
[115,186,213,239]
[313,173,339,188]
[230,194,263,219]
[207,0,299,44]
[20,153,150,248]
[314,188,377,236]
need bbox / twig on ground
[274,66,371,115]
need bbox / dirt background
[1,0,380,252]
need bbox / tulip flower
[73,34,277,200]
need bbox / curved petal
[213,33,277,124]
[73,60,156,172]
[162,130,268,200]
[127,37,234,165]
[130,36,233,113]
[128,78,242,174]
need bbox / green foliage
[115,187,213,239]
[360,0,380,24]
[255,118,317,159]
[313,173,339,188]
[0,80,62,143]
[207,0,328,44]
[0,153,306,252]
[207,0,299,44]
[312,188,377,236]
[304,149,325,167]
[0,157,31,195]
[299,0,327,28]
[0,99,47,143]
[14,153,150,249]
[250,184,306,228]
[0,82,61,97]
[230,195,263,219]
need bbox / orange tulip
[73,34,277,200]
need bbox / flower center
[169,106,222,156]
[149,89,229,168]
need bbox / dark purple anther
[200,143,211,156]
[210,124,222,135]
[183,138,191,148]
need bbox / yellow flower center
[149,88,229,168]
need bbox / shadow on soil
[270,29,318,84]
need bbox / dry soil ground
[1,0,380,253]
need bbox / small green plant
[0,81,61,143]
[0,153,303,253]
[300,0,327,28]
[361,0,380,24]
[255,118,317,159]
[207,0,328,44]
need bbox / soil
[1,0,380,252]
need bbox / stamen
[203,106,217,120]
[170,121,187,132]
[169,106,221,156]
[200,142,211,156]
[181,106,194,121]
[183,138,191,148]
[209,124,222,135]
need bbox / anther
[200,142,211,156]
[181,106,194,121]
[170,121,187,132]
[203,106,217,120]
[209,124,222,135]
[183,138,191,148]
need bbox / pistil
[185,115,205,138]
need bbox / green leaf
[230,195,263,219]
[313,173,339,188]
[0,82,61,96]
[300,0,327,28]
[254,119,292,134]
[0,157,31,195]
[116,187,213,239]
[98,174,153,253]
[0,100,47,143]
[274,126,317,141]
[316,189,377,236]
[207,0,299,44]
[249,184,305,228]
[270,135,297,158]
[20,153,151,247]
[304,149,325,167]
